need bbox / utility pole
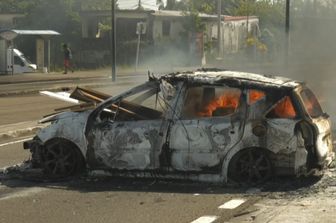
[111,0,116,82]
[246,0,250,38]
[285,0,290,62]
[285,0,290,35]
[217,0,222,58]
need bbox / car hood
[29,64,37,70]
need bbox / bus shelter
[0,29,60,74]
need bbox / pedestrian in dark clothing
[63,44,74,74]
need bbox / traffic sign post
[135,22,146,72]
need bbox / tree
[0,0,34,13]
[80,0,113,10]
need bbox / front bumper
[23,137,44,167]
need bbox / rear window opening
[266,96,297,119]
[300,88,324,118]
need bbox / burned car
[24,70,334,184]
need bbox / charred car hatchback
[24,70,335,184]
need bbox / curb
[0,127,41,141]
[0,70,147,86]
[0,75,107,85]
[0,79,138,97]
[0,82,113,97]
[0,122,47,141]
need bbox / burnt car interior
[180,85,299,120]
[46,86,167,122]
[98,85,167,122]
[181,85,242,118]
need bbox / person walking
[62,43,74,74]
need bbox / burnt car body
[24,70,335,184]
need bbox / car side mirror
[20,62,25,67]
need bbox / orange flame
[273,96,296,118]
[199,92,240,117]
[249,90,265,104]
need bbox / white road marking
[0,187,46,201]
[0,137,32,148]
[218,199,246,209]
[191,216,218,223]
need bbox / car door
[168,85,246,172]
[265,95,299,153]
[85,82,169,170]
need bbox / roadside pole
[11,46,14,76]
[48,39,50,73]
[135,22,146,72]
[217,0,222,59]
[285,0,290,64]
[111,0,116,82]
[135,30,141,72]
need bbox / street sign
[0,30,18,41]
[136,22,146,35]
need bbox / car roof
[162,69,302,90]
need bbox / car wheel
[42,139,85,178]
[228,148,273,184]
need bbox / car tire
[228,148,273,184]
[42,139,85,178]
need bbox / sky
[118,0,166,10]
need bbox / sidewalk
[0,68,146,85]
[0,121,46,141]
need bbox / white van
[7,48,37,74]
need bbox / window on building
[162,20,171,37]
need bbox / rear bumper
[325,151,335,167]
